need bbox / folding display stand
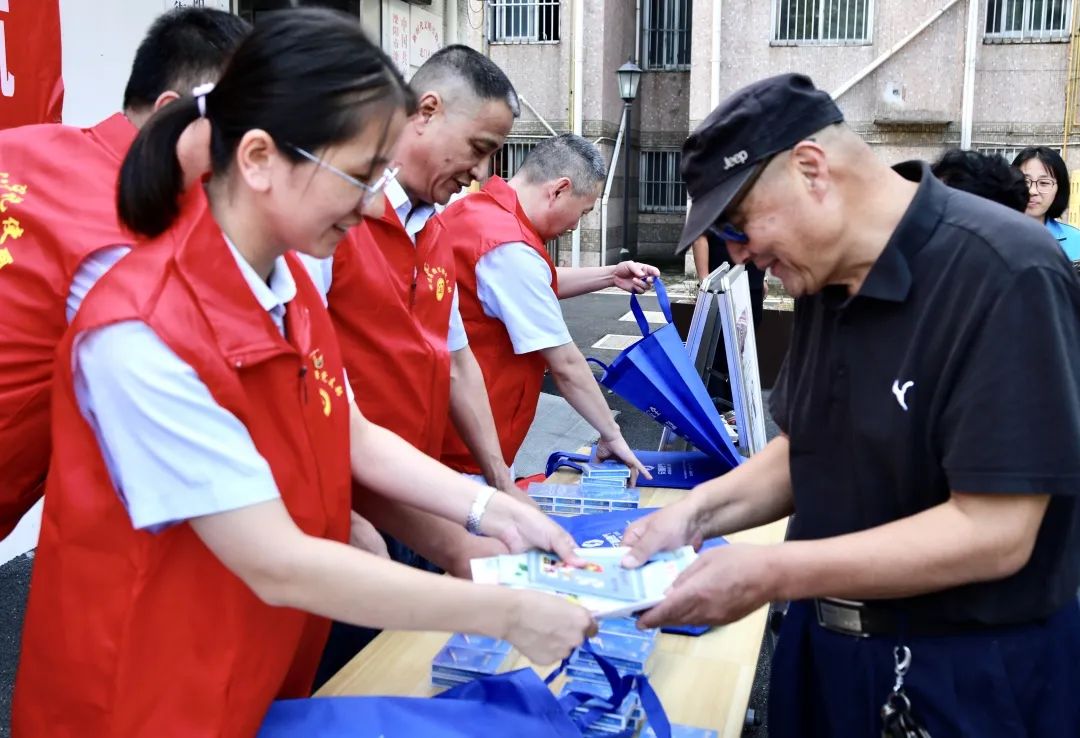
[658,263,767,457]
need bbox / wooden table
[318,476,788,738]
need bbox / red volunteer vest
[0,113,137,538]
[329,201,456,459]
[12,188,352,737]
[439,177,558,474]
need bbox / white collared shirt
[72,238,299,531]
[474,242,571,354]
[300,171,469,351]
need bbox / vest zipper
[299,364,308,405]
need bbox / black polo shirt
[770,161,1080,625]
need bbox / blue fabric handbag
[258,643,671,738]
[545,447,734,490]
[587,280,742,467]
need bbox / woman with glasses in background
[12,10,594,737]
[1013,146,1080,264]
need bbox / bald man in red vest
[439,134,658,485]
[0,7,248,541]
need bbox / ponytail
[117,94,203,238]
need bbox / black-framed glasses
[1024,176,1056,194]
[289,144,399,206]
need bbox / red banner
[0,0,64,129]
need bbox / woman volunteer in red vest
[13,10,593,737]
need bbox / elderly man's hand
[636,544,776,629]
[612,261,661,294]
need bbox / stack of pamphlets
[528,460,639,515]
[563,617,658,736]
[470,546,697,619]
[566,618,658,686]
[640,724,719,738]
[429,633,514,688]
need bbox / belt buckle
[816,598,871,638]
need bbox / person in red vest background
[303,47,553,580]
[0,7,250,542]
[14,11,593,736]
[438,134,659,487]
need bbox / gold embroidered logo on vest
[422,263,453,302]
[0,173,27,213]
[308,349,344,417]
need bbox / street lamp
[616,59,642,261]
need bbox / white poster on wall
[409,6,442,68]
[383,0,411,78]
[718,266,767,454]
[166,0,230,10]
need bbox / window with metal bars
[639,151,687,213]
[976,144,1061,162]
[491,141,538,180]
[772,0,872,44]
[643,0,692,70]
[236,0,360,24]
[985,0,1071,41]
[488,0,561,43]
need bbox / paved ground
[0,275,780,736]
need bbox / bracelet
[466,487,496,535]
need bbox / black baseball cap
[676,73,845,254]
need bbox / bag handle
[546,641,672,738]
[544,451,590,478]
[629,278,673,337]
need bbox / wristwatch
[466,487,496,535]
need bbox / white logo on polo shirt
[891,380,914,411]
[723,150,749,170]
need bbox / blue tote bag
[588,280,742,468]
[546,447,735,490]
[258,644,671,738]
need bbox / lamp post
[616,59,642,261]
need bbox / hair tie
[192,82,215,118]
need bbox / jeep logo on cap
[723,150,749,170]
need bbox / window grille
[985,0,1070,41]
[491,141,537,180]
[639,150,687,213]
[772,0,872,44]
[976,145,1060,162]
[643,0,691,70]
[488,0,561,43]
[236,0,360,24]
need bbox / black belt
[813,598,1006,638]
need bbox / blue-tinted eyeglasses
[289,144,399,206]
[711,155,775,245]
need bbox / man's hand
[595,434,652,485]
[349,511,389,558]
[620,496,704,568]
[637,544,775,629]
[612,261,660,294]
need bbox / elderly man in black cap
[622,74,1080,737]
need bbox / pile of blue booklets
[429,633,514,688]
[561,616,658,736]
[529,461,639,514]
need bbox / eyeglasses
[1024,177,1056,194]
[711,155,776,244]
[289,144,399,206]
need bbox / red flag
[0,0,64,129]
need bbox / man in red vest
[439,134,659,488]
[0,7,249,541]
[305,45,549,580]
